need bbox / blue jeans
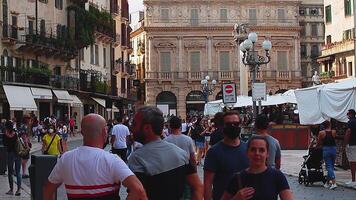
[7,151,22,190]
[323,146,336,180]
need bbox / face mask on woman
[49,129,54,133]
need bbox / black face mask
[223,123,241,139]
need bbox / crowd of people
[2,105,356,199]
[40,106,293,200]
[1,113,78,196]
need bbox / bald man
[43,114,147,200]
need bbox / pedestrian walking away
[110,116,131,162]
[204,111,249,200]
[220,135,294,200]
[344,109,356,187]
[317,120,337,190]
[43,114,147,200]
[128,106,203,200]
[254,114,281,169]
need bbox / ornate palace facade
[140,0,303,118]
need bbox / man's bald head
[81,114,106,139]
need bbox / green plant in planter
[94,80,107,93]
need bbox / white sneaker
[323,182,330,188]
[329,183,337,190]
[345,181,356,186]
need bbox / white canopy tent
[204,95,293,116]
[295,78,356,124]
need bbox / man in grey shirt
[255,114,281,169]
[165,116,196,166]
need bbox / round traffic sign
[225,85,233,94]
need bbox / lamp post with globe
[201,75,217,103]
[240,32,272,120]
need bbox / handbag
[16,137,30,157]
[43,135,56,155]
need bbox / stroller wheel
[304,179,310,186]
[298,174,303,184]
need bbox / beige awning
[3,85,37,111]
[31,87,53,100]
[70,95,83,107]
[91,97,106,107]
[53,90,73,104]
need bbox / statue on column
[312,71,321,86]
[233,23,249,42]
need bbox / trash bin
[0,133,7,175]
[29,155,58,200]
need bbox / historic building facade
[142,0,303,118]
[0,0,131,121]
[299,0,325,87]
[317,0,355,82]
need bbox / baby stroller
[298,147,327,186]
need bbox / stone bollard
[29,155,57,200]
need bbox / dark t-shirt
[348,118,356,146]
[204,141,249,200]
[226,167,290,200]
[191,125,205,142]
[209,128,224,146]
[3,133,18,153]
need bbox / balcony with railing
[19,32,77,60]
[321,39,354,56]
[0,65,80,90]
[146,70,301,82]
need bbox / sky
[128,0,144,14]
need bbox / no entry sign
[222,83,237,104]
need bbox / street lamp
[240,32,272,120]
[201,75,217,103]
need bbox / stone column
[239,48,248,96]
[178,36,183,76]
[147,36,153,71]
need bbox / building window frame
[248,8,257,25]
[160,52,171,72]
[219,51,230,71]
[190,51,201,72]
[220,8,228,23]
[277,51,288,71]
[277,8,286,23]
[325,5,332,23]
[345,0,352,16]
[55,0,63,10]
[160,8,169,22]
[190,8,199,26]
[311,23,318,37]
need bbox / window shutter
[249,9,257,25]
[190,52,200,72]
[220,51,230,71]
[190,9,199,25]
[220,9,228,23]
[160,52,171,72]
[277,51,287,70]
[277,9,285,22]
